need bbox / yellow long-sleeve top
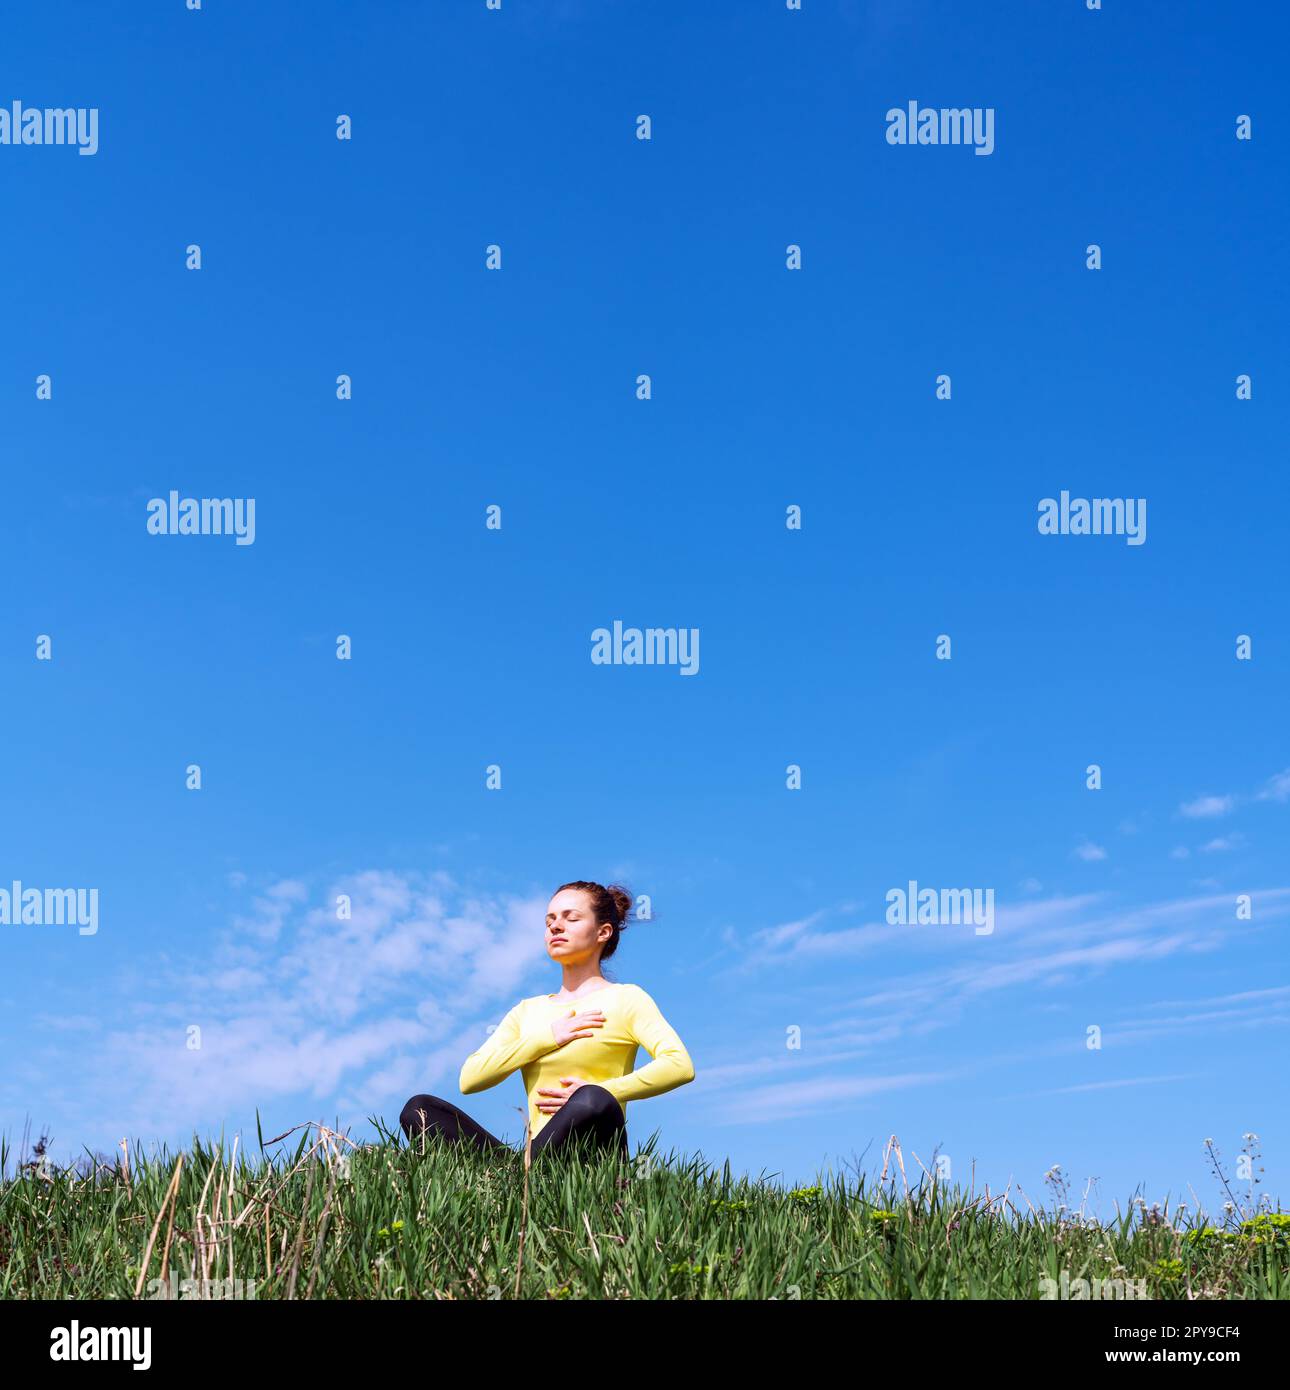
[459,982,695,1138]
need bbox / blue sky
[1,0,1287,1218]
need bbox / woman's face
[545,889,611,965]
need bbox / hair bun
[608,885,633,926]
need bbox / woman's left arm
[597,987,695,1107]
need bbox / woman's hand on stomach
[536,1077,588,1113]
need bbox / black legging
[398,1084,627,1160]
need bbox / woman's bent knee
[567,1084,621,1117]
[399,1094,443,1133]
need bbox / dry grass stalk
[133,1153,184,1298]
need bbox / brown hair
[554,880,633,961]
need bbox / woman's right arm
[459,1001,563,1094]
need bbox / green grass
[2,1123,1286,1299]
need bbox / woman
[399,881,695,1160]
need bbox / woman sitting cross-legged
[399,880,695,1161]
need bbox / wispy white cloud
[1257,769,1290,802]
[714,1071,953,1125]
[1171,766,1290,824]
[1018,1074,1202,1098]
[731,894,1105,972]
[1074,840,1108,862]
[1137,984,1290,1011]
[1110,984,1290,1041]
[745,909,829,954]
[704,888,1290,1116]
